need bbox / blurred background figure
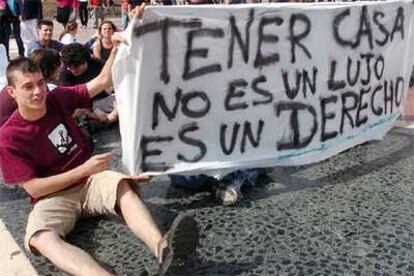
[92,0,104,28]
[56,0,78,29]
[92,20,115,61]
[0,0,11,59]
[19,0,42,52]
[78,0,89,29]
[127,0,143,27]
[29,48,61,89]
[120,0,128,30]
[2,0,25,58]
[59,20,78,44]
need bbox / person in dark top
[60,42,118,123]
[25,20,64,57]
[92,20,116,62]
[60,43,104,87]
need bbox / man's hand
[111,32,125,47]
[132,3,146,19]
[82,153,112,176]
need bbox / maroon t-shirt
[0,84,93,187]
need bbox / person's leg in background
[79,1,88,28]
[20,18,38,54]
[93,4,99,28]
[99,4,105,26]
[121,9,129,30]
[93,4,104,28]
[0,17,11,59]
[10,16,25,56]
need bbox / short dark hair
[29,48,61,79]
[37,19,54,29]
[6,57,42,87]
[61,43,90,67]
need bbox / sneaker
[216,186,241,206]
[158,213,199,275]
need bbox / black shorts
[56,7,71,24]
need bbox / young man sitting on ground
[59,42,118,125]
[25,20,64,57]
[0,6,199,274]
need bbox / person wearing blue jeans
[0,12,11,59]
[7,0,24,57]
[170,168,267,206]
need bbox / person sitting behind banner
[29,48,62,90]
[170,168,268,206]
[59,42,118,126]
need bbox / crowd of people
[0,0,293,274]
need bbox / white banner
[113,1,414,176]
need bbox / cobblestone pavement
[1,125,414,275]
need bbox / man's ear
[6,86,16,99]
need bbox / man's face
[38,25,53,42]
[67,62,88,76]
[7,71,47,115]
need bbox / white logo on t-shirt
[48,124,73,154]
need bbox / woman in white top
[59,21,78,45]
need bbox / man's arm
[86,45,117,99]
[22,153,111,199]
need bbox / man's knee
[29,230,61,253]
[117,179,132,194]
[116,179,141,204]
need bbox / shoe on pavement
[157,213,199,275]
[216,186,241,206]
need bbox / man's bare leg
[30,230,113,276]
[117,180,162,257]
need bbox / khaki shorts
[24,170,130,253]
